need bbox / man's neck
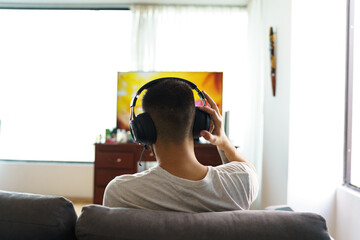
[153,138,208,181]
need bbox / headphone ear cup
[193,107,211,139]
[129,112,157,145]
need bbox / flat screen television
[117,72,223,130]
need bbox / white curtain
[131,5,248,72]
[131,4,264,209]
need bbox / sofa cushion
[76,204,331,240]
[0,190,77,240]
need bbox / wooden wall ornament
[269,27,276,96]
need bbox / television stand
[93,142,222,204]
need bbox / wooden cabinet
[94,143,222,204]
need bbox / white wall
[336,187,360,240]
[260,0,292,209]
[0,161,93,199]
[287,0,346,237]
[256,0,355,238]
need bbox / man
[103,79,258,212]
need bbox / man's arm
[198,91,256,172]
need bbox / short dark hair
[142,78,196,143]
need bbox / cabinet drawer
[95,169,136,187]
[195,146,222,166]
[94,186,105,205]
[141,148,156,161]
[96,152,135,169]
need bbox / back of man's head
[142,79,196,144]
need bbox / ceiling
[0,0,251,9]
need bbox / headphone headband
[130,77,206,120]
[138,77,197,93]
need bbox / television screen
[117,72,223,130]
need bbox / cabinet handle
[108,158,122,163]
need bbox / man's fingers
[198,105,221,122]
[200,130,216,143]
[202,91,220,113]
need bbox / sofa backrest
[0,190,77,240]
[76,204,331,240]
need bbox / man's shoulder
[109,166,160,186]
[213,161,255,175]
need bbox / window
[0,9,132,162]
[345,0,360,189]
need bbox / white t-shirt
[103,161,258,212]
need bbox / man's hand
[198,91,256,171]
[198,91,229,150]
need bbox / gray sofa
[0,190,331,240]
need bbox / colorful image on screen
[117,72,223,130]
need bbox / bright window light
[0,9,132,162]
[350,0,360,188]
